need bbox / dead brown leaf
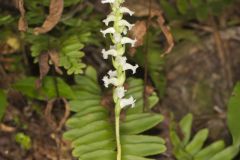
[15,0,28,32]
[124,0,160,17]
[126,0,174,55]
[44,98,70,132]
[151,10,174,55]
[48,50,63,75]
[129,21,147,56]
[37,50,62,88]
[0,123,16,132]
[39,52,50,81]
[34,0,64,34]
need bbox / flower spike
[100,1,138,159]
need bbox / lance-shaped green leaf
[122,143,166,157]
[194,140,225,160]
[185,129,209,155]
[179,113,193,145]
[69,100,101,112]
[0,89,7,121]
[80,150,116,160]
[66,112,108,128]
[63,120,111,141]
[227,83,240,146]
[73,140,115,157]
[210,145,239,160]
[123,155,154,160]
[121,135,165,144]
[121,114,164,134]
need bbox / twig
[44,98,70,160]
[20,33,30,74]
[0,63,7,77]
[188,23,214,33]
[61,3,85,21]
[210,15,233,90]
[52,68,60,98]
[143,0,152,111]
[0,123,16,132]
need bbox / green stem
[115,106,121,160]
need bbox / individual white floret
[123,63,138,74]
[100,27,115,37]
[101,0,115,4]
[119,20,134,30]
[102,76,119,88]
[120,96,136,108]
[121,37,137,47]
[113,33,122,43]
[116,56,138,73]
[115,86,126,99]
[102,49,118,59]
[108,70,117,77]
[103,15,115,26]
[119,7,134,16]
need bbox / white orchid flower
[119,7,134,16]
[108,70,117,77]
[101,0,115,4]
[123,63,138,74]
[120,96,136,108]
[100,27,115,37]
[116,56,138,73]
[119,20,134,30]
[102,75,119,88]
[101,49,118,59]
[115,86,126,99]
[103,15,115,26]
[121,37,137,47]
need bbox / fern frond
[60,35,86,74]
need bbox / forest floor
[1,0,240,160]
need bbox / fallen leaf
[126,0,174,55]
[48,50,63,75]
[15,0,28,32]
[129,21,147,56]
[39,52,50,81]
[34,0,64,34]
[37,50,63,87]
[45,98,70,132]
[132,21,147,47]
[0,123,16,132]
[124,0,161,17]
[151,10,174,54]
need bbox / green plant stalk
[115,104,121,160]
[101,0,137,159]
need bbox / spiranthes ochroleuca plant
[100,0,138,160]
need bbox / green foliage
[63,66,166,160]
[15,132,32,150]
[0,89,7,121]
[177,0,189,15]
[159,0,236,43]
[170,113,239,160]
[227,82,240,147]
[134,31,166,98]
[13,76,75,100]
[2,0,101,75]
[59,36,86,74]
[160,0,235,22]
[0,14,15,26]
